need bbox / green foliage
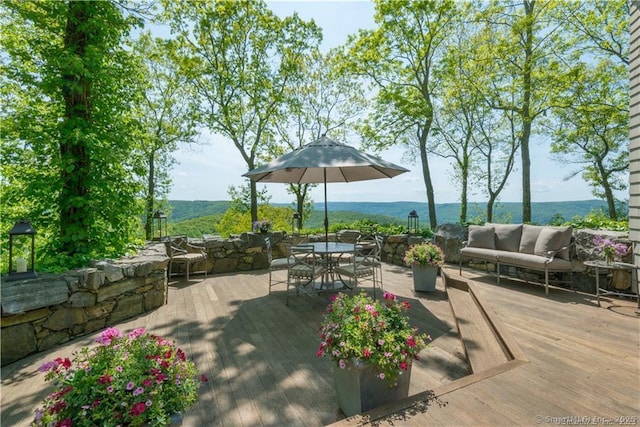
[403,242,445,267]
[1,1,145,272]
[169,215,223,239]
[216,205,295,237]
[550,209,629,232]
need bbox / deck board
[2,263,639,427]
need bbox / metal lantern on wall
[407,210,419,235]
[153,210,168,241]
[7,219,37,281]
[291,212,301,235]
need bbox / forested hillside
[167,199,619,227]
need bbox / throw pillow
[486,223,523,252]
[519,224,544,254]
[534,228,567,258]
[467,225,495,249]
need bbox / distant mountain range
[167,199,618,226]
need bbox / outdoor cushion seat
[266,236,293,293]
[167,235,208,281]
[286,245,326,305]
[334,245,377,298]
[460,224,574,295]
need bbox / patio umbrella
[243,135,409,242]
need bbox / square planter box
[333,360,411,417]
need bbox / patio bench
[459,223,575,295]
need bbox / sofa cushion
[486,223,523,252]
[519,224,544,254]
[534,226,572,259]
[460,247,499,262]
[497,251,573,271]
[467,225,495,249]
[551,226,573,260]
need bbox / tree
[1,1,145,269]
[345,0,459,229]
[473,0,570,223]
[133,33,199,240]
[548,0,629,219]
[160,0,321,223]
[272,47,367,228]
[550,62,628,219]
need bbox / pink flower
[95,327,122,345]
[130,402,146,416]
[133,387,144,396]
[38,360,59,373]
[127,328,146,339]
[400,362,408,371]
[126,381,135,391]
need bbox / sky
[167,0,627,205]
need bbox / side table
[583,260,640,308]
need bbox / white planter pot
[412,265,439,292]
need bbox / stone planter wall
[1,243,169,366]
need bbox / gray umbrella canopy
[243,135,409,240]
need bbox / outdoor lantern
[7,219,37,281]
[407,210,419,235]
[291,212,301,235]
[153,210,168,241]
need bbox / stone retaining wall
[2,228,635,366]
[1,244,169,366]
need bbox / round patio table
[308,242,359,291]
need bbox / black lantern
[407,210,419,235]
[7,219,37,281]
[153,210,168,241]
[291,212,301,235]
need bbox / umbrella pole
[324,169,329,244]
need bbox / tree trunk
[460,153,469,224]
[520,0,535,224]
[418,128,437,230]
[59,1,93,256]
[250,179,258,222]
[145,151,156,240]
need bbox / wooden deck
[2,263,639,426]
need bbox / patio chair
[166,235,208,281]
[286,244,326,305]
[334,244,377,299]
[266,236,292,294]
[355,234,384,296]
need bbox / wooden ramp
[444,271,527,372]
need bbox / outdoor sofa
[459,223,574,295]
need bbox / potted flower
[403,241,445,292]
[32,327,206,427]
[252,220,272,234]
[593,235,629,264]
[317,292,430,416]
